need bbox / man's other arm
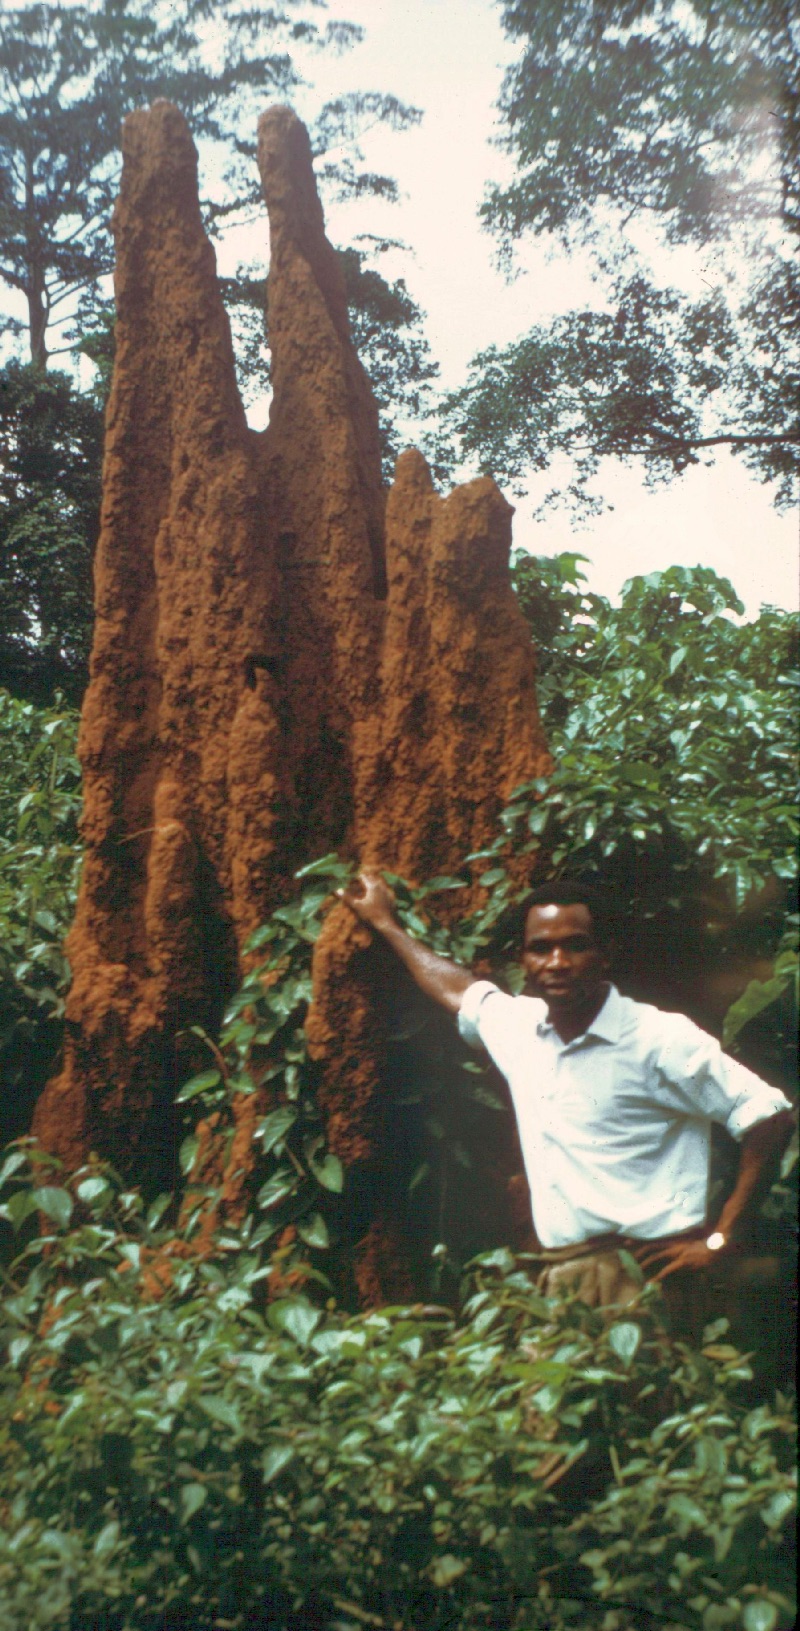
[339,870,474,1016]
[640,1107,794,1279]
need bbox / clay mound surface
[33,102,550,1285]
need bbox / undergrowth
[0,1140,796,1631]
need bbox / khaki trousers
[522,1228,709,1320]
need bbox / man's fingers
[636,1248,669,1269]
[651,1262,677,1282]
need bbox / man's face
[521,903,609,1010]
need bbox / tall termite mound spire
[33,102,550,1261]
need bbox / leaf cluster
[487,0,793,248]
[0,0,353,361]
[501,558,798,1020]
[442,273,800,515]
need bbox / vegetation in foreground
[0,1142,796,1631]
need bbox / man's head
[518,881,615,1015]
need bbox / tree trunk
[27,282,48,369]
[25,149,48,368]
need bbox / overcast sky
[232,0,798,617]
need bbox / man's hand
[338,869,397,932]
[636,1235,727,1281]
[337,867,473,1017]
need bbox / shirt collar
[536,983,622,1044]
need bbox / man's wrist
[705,1229,727,1252]
[371,910,401,935]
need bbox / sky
[220,0,798,618]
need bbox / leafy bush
[0,1144,795,1631]
[0,692,82,1143]
[503,558,799,1057]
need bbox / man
[341,872,794,1309]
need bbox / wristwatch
[705,1230,726,1251]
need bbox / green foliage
[447,0,799,514]
[176,853,350,1259]
[487,0,793,250]
[0,362,102,700]
[0,558,795,1629]
[497,558,799,1022]
[173,853,512,1289]
[0,1156,795,1631]
[0,693,81,1145]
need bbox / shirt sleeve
[653,1013,793,1140]
[457,980,534,1081]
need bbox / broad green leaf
[146,1194,171,1230]
[262,1444,295,1483]
[417,875,466,895]
[179,1135,199,1176]
[294,851,350,880]
[743,1603,778,1631]
[180,1483,207,1523]
[77,1176,110,1206]
[257,1106,298,1154]
[198,1396,243,1433]
[308,1148,344,1193]
[32,1186,73,1229]
[243,922,278,951]
[176,1068,222,1103]
[0,1150,28,1190]
[760,1490,795,1529]
[257,1170,297,1210]
[270,1298,321,1347]
[93,1519,120,1561]
[607,1321,641,1365]
[431,1554,468,1587]
[296,1211,329,1249]
[723,959,797,1045]
[5,1188,39,1230]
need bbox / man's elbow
[744,1106,795,1158]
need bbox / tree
[444,0,799,515]
[0,0,418,367]
[0,361,102,699]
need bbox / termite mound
[33,102,550,1298]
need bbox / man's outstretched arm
[339,870,474,1016]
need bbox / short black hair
[516,879,619,948]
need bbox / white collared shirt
[458,981,792,1249]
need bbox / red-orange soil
[33,102,550,1293]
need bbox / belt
[524,1224,707,1266]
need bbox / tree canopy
[0,0,419,367]
[444,0,799,515]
